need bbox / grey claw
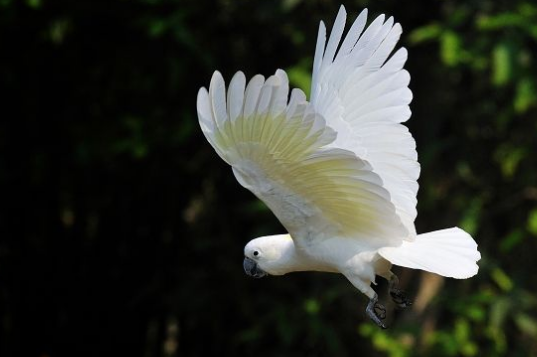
[375,304,387,319]
[366,295,387,329]
[390,288,413,308]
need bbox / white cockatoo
[196,5,480,328]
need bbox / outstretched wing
[197,70,407,246]
[310,6,420,238]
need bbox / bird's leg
[344,273,388,328]
[366,294,387,329]
[387,272,413,308]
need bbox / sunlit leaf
[527,209,537,236]
[492,42,512,86]
[494,144,527,178]
[440,31,461,66]
[286,60,312,97]
[460,198,482,235]
[477,13,524,30]
[408,23,442,44]
[466,304,486,322]
[491,268,514,292]
[515,313,537,336]
[454,318,470,342]
[500,229,525,252]
[489,297,510,328]
[514,78,536,113]
[461,342,478,356]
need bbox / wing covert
[310,6,420,238]
[197,70,408,246]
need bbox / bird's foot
[366,295,387,329]
[390,288,413,308]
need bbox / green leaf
[491,268,514,292]
[514,78,536,113]
[494,144,527,178]
[26,0,41,9]
[477,13,524,30]
[500,229,525,252]
[148,20,167,37]
[465,304,486,322]
[49,18,71,45]
[489,297,511,329]
[492,43,512,86]
[460,198,482,236]
[286,60,312,97]
[303,298,320,315]
[515,313,537,336]
[454,318,471,343]
[527,209,537,236]
[408,24,442,44]
[440,31,461,66]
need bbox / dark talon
[366,295,387,329]
[375,304,387,319]
[388,274,413,309]
[390,288,413,308]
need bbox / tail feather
[378,227,480,279]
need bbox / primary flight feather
[197,5,480,328]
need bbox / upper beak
[243,257,267,278]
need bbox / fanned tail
[378,227,480,279]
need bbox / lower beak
[243,257,267,278]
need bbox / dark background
[1,0,537,356]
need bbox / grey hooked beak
[243,257,268,278]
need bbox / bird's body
[197,5,480,328]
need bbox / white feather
[310,9,419,239]
[271,69,290,115]
[351,14,385,65]
[337,8,368,59]
[209,71,227,128]
[197,87,214,130]
[366,23,402,70]
[311,22,326,104]
[196,8,480,315]
[379,228,481,279]
[227,71,246,122]
[286,88,307,118]
[256,80,274,115]
[244,74,265,118]
[322,5,347,67]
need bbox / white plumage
[197,5,480,328]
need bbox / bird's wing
[198,70,407,246]
[310,6,420,238]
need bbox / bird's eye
[253,251,259,257]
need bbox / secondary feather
[197,70,408,247]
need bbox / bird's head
[243,234,296,278]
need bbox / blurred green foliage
[0,0,536,356]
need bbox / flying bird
[196,5,480,328]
